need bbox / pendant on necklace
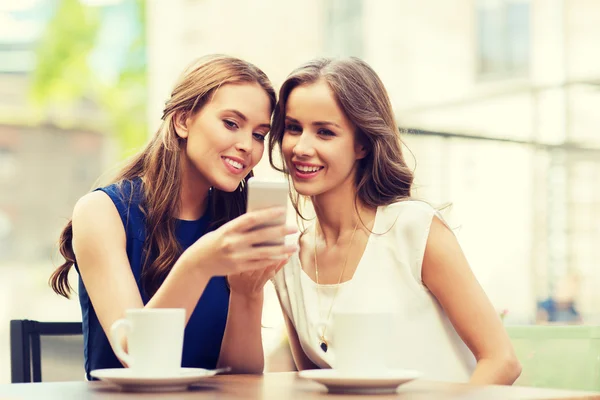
[319,338,328,353]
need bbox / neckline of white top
[296,206,381,288]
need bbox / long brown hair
[268,57,413,219]
[51,54,276,298]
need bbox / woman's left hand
[227,257,289,299]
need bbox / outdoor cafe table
[1,372,599,400]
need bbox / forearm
[282,317,318,371]
[470,357,522,385]
[217,292,265,374]
[146,255,211,324]
[290,347,319,371]
[107,256,211,365]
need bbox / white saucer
[298,369,421,394]
[90,368,218,392]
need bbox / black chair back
[10,319,83,383]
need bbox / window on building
[476,0,530,78]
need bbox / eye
[317,128,335,137]
[285,123,302,134]
[253,133,266,142]
[223,120,239,130]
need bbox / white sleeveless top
[272,200,476,382]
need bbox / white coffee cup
[110,308,185,376]
[332,310,392,375]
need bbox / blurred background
[0,0,599,383]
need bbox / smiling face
[281,80,367,197]
[175,82,272,192]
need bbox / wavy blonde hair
[51,54,276,298]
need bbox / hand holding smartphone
[246,177,289,246]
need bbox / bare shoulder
[428,214,456,243]
[73,191,119,220]
[71,191,124,241]
[423,214,466,277]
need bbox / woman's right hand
[181,207,297,276]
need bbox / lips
[222,156,247,175]
[291,162,324,179]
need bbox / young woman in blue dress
[50,55,297,378]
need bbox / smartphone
[246,177,289,246]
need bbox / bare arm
[217,260,291,374]
[72,192,212,362]
[422,216,521,385]
[217,292,265,373]
[276,293,319,371]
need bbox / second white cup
[332,310,392,375]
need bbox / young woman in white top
[267,57,521,384]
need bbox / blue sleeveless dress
[76,178,229,379]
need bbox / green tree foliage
[31,0,147,158]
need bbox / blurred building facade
[0,0,135,383]
[147,0,600,324]
[0,2,108,264]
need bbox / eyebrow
[225,109,271,130]
[285,116,341,128]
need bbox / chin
[292,181,322,197]
[214,182,242,193]
[211,176,244,193]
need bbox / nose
[234,130,253,153]
[292,132,315,158]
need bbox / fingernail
[286,226,298,234]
